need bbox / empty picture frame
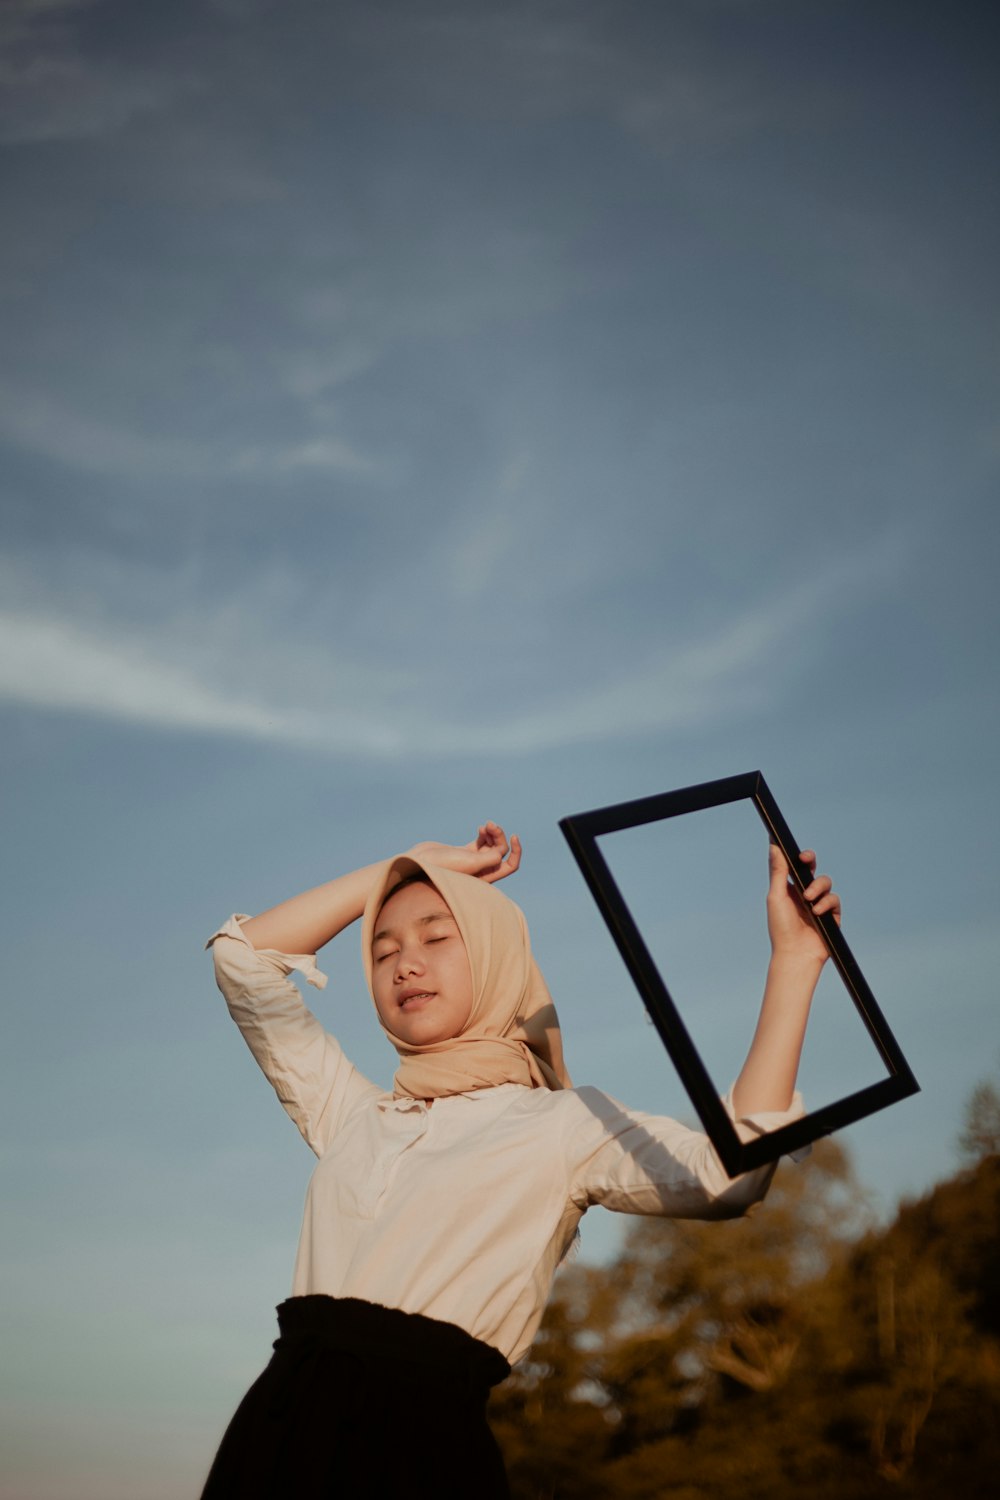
[560,771,920,1176]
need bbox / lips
[398,989,436,1012]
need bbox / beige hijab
[361,855,571,1099]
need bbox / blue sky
[2,1,998,1495]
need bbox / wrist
[767,947,826,977]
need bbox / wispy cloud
[0,541,897,757]
[334,1,771,148]
[0,385,215,479]
[447,454,530,599]
[0,0,198,143]
[0,610,402,754]
[0,383,376,481]
[231,435,375,478]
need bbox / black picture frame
[560,771,920,1175]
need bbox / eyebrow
[372,910,456,945]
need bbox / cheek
[371,967,393,1024]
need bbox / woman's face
[371,880,474,1046]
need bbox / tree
[958,1078,1000,1164]
[492,1136,1000,1498]
[493,1139,868,1498]
[824,1152,1000,1488]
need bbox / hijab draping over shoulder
[361,855,571,1099]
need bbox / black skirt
[200,1295,512,1499]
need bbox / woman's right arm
[240,861,388,954]
[239,821,522,954]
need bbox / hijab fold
[361,856,571,1099]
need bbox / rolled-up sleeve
[207,915,381,1156]
[567,1085,806,1221]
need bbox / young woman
[200,822,840,1498]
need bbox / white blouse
[209,916,804,1366]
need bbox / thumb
[768,843,790,896]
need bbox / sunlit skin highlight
[371,880,475,1048]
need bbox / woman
[200,823,839,1498]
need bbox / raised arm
[731,845,841,1117]
[240,821,522,953]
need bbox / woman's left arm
[730,845,841,1117]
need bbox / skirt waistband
[274,1296,511,1390]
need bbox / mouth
[399,990,436,1012]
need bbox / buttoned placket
[357,1096,433,1217]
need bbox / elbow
[211,934,246,991]
[708,1161,778,1219]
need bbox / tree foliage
[958,1078,1000,1164]
[491,1124,1000,1499]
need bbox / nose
[393,944,425,982]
